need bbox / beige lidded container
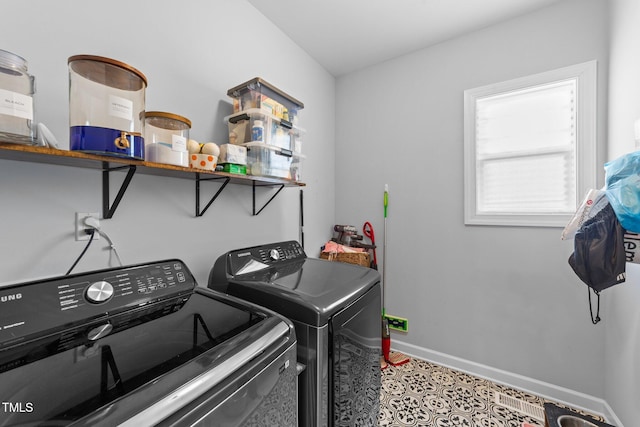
[144,111,191,167]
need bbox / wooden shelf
[0,142,305,187]
[0,142,305,217]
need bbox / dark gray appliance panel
[330,285,381,427]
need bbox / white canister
[0,49,36,145]
[144,111,191,167]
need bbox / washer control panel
[0,260,195,348]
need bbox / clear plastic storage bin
[0,49,36,145]
[144,111,190,167]
[244,142,304,181]
[68,55,147,159]
[226,109,304,153]
[227,77,304,122]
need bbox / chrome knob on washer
[86,281,114,303]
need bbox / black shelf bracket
[195,174,231,217]
[252,181,285,216]
[102,163,137,219]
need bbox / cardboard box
[221,163,247,175]
[218,143,247,165]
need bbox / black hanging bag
[568,203,626,324]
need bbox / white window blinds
[475,80,577,214]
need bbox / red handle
[363,222,377,266]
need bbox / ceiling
[247,0,565,76]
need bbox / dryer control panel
[226,241,306,276]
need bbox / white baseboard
[391,340,623,427]
[602,400,624,427]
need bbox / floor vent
[494,391,545,421]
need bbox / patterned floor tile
[379,357,604,427]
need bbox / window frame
[463,60,598,227]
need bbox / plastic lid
[227,77,304,109]
[253,120,264,127]
[0,49,28,73]
[145,111,192,128]
[68,55,147,90]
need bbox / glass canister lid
[68,55,147,91]
[145,111,191,129]
[0,49,29,74]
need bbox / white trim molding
[463,60,598,227]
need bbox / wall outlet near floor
[75,212,100,241]
[385,314,409,332]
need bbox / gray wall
[606,0,640,425]
[0,0,335,286]
[335,0,610,400]
[2,0,636,425]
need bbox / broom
[382,184,410,367]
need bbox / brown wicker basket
[320,251,370,268]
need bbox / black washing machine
[209,240,381,427]
[0,260,297,426]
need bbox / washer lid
[226,257,381,326]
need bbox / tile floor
[378,356,604,427]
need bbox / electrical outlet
[75,212,100,241]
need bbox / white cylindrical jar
[144,111,191,167]
[0,49,36,145]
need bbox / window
[463,61,597,227]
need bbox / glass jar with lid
[0,49,37,145]
[68,55,147,159]
[144,111,191,167]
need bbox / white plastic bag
[561,189,608,240]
